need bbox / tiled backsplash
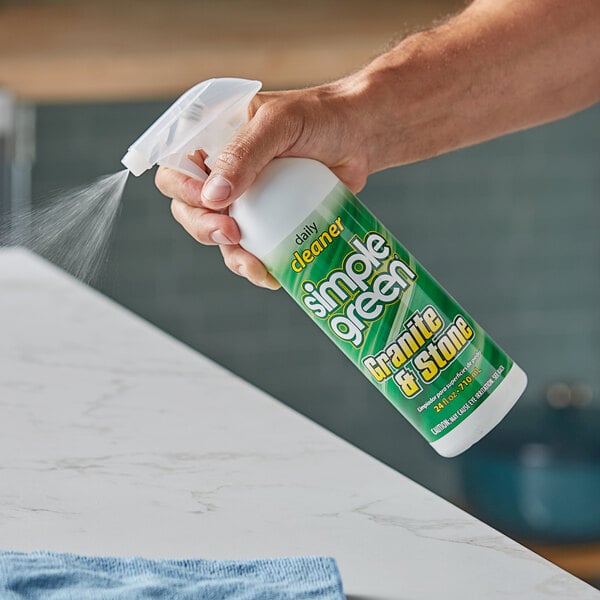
[29,100,599,499]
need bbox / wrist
[332,30,455,173]
[314,64,405,176]
[343,19,487,172]
[367,29,468,169]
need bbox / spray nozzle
[122,78,262,180]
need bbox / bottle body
[231,158,527,457]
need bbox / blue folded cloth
[0,551,344,600]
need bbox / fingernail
[256,279,274,289]
[202,175,231,204]
[211,230,233,245]
[258,278,280,290]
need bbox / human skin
[156,0,600,290]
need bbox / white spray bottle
[122,77,527,457]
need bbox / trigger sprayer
[122,77,527,457]
[122,78,261,180]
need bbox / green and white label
[263,183,513,442]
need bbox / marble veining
[0,249,597,600]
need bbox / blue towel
[0,551,344,600]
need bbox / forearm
[347,0,600,172]
[160,0,598,289]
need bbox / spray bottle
[122,78,527,457]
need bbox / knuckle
[187,211,211,244]
[169,199,181,221]
[155,167,170,194]
[255,101,304,148]
[222,254,238,273]
[181,178,202,206]
[221,247,243,274]
[255,102,281,123]
[214,137,254,170]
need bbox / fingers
[156,102,295,210]
[155,165,205,207]
[220,244,280,290]
[159,149,281,291]
[170,199,240,246]
[201,103,301,209]
[170,199,279,290]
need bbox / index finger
[154,166,206,207]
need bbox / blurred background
[1,0,599,587]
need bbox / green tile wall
[30,100,600,500]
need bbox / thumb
[200,106,296,209]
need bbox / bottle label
[262,183,514,443]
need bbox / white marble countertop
[0,248,597,600]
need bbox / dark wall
[32,100,600,499]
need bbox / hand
[155,78,371,289]
[156,0,600,290]
[155,149,281,290]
